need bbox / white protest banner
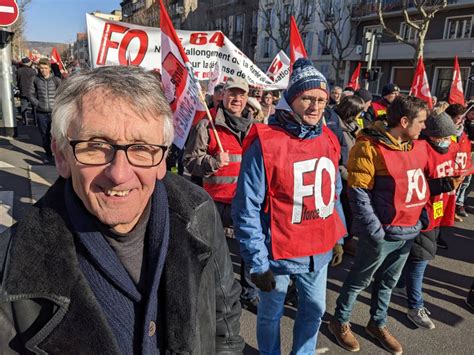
[87,14,275,87]
[159,0,204,149]
[266,50,290,90]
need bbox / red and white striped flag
[449,56,465,106]
[409,56,433,109]
[50,47,65,71]
[346,62,361,90]
[159,0,204,148]
[289,16,308,67]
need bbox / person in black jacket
[16,57,36,124]
[0,66,244,354]
[393,112,464,330]
[29,58,61,163]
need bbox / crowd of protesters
[180,58,473,354]
[1,55,473,354]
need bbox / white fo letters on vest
[405,168,427,205]
[455,152,467,170]
[292,157,336,224]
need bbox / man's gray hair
[52,66,174,152]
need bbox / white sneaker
[392,287,408,299]
[407,307,435,330]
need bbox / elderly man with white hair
[0,66,244,354]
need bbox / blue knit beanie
[285,58,329,104]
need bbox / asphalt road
[232,185,474,355]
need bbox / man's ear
[400,116,410,129]
[52,139,71,178]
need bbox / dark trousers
[20,96,30,121]
[215,201,259,301]
[36,112,53,157]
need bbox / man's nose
[104,151,135,185]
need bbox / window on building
[321,29,332,55]
[263,37,271,58]
[302,32,313,55]
[235,14,243,33]
[400,22,420,42]
[302,0,312,21]
[282,4,292,25]
[391,67,415,92]
[228,15,234,35]
[251,11,258,31]
[444,16,473,39]
[434,67,470,99]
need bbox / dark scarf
[65,180,170,355]
[272,108,323,139]
[222,106,253,134]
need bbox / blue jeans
[456,174,472,206]
[397,259,429,309]
[257,264,328,355]
[334,236,413,327]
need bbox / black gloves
[251,270,276,292]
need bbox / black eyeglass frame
[69,140,168,167]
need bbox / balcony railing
[352,0,462,18]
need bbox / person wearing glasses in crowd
[0,66,244,354]
[232,58,347,354]
[184,76,259,310]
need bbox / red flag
[159,0,204,149]
[409,57,433,109]
[50,47,65,71]
[346,63,361,90]
[289,16,308,67]
[449,56,465,106]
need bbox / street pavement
[1,122,473,354]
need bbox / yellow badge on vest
[433,201,444,219]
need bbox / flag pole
[197,90,224,153]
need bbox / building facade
[91,10,123,21]
[346,0,474,99]
[72,33,89,68]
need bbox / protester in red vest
[232,58,347,354]
[393,112,463,330]
[183,77,259,308]
[330,95,430,354]
[365,83,400,123]
[445,104,472,221]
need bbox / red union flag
[409,56,433,109]
[159,0,204,148]
[266,50,290,89]
[449,56,465,106]
[50,47,65,71]
[289,16,308,68]
[346,62,361,90]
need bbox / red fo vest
[244,124,347,260]
[453,132,472,175]
[376,140,430,227]
[424,143,457,231]
[371,100,388,120]
[203,122,242,204]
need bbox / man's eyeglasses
[300,96,328,107]
[69,140,168,167]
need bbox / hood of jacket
[357,121,413,151]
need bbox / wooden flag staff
[197,90,225,153]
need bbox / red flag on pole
[50,47,65,71]
[346,62,361,90]
[409,56,433,109]
[449,56,465,106]
[159,0,205,149]
[289,16,308,67]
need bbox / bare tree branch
[376,0,447,63]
